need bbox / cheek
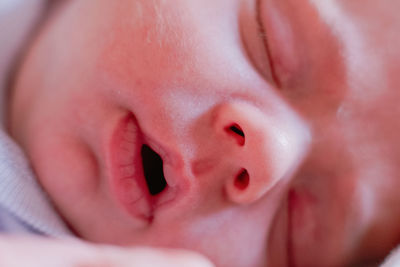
[25,121,100,210]
[16,74,129,234]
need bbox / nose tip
[214,102,309,204]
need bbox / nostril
[225,123,245,146]
[234,168,249,190]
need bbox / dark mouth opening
[141,144,167,195]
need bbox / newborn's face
[8,0,400,266]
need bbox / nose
[213,102,309,204]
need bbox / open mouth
[109,114,177,223]
[141,144,167,196]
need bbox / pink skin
[7,0,400,266]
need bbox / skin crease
[6,0,400,266]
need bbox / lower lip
[107,114,152,222]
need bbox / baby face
[8,0,400,266]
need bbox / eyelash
[255,0,281,88]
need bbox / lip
[106,113,176,223]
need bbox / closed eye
[255,0,280,87]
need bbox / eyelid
[255,0,281,88]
